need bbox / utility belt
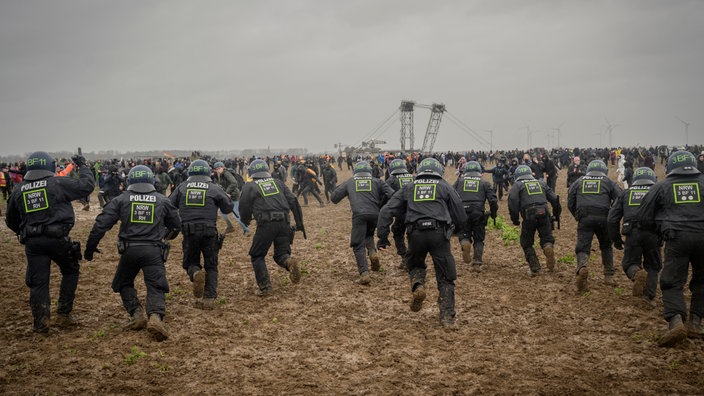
[257,211,288,223]
[181,223,217,236]
[407,219,454,240]
[463,202,484,212]
[576,206,609,219]
[621,220,639,235]
[522,203,549,220]
[21,223,70,241]
[117,239,170,262]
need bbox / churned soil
[1,162,703,395]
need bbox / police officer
[169,160,234,309]
[607,167,661,304]
[331,161,394,285]
[454,161,498,272]
[637,151,704,347]
[213,161,248,234]
[84,165,180,341]
[508,165,561,276]
[385,158,415,269]
[568,160,621,292]
[5,151,95,334]
[377,158,467,327]
[239,159,304,296]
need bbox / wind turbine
[604,118,619,148]
[677,117,690,146]
[551,122,564,148]
[484,130,494,152]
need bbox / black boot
[688,314,704,339]
[576,253,590,293]
[658,314,687,347]
[472,243,484,272]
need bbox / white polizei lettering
[21,180,48,191]
[414,179,440,184]
[186,182,210,189]
[255,178,274,184]
[129,194,157,202]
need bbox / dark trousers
[298,183,324,205]
[24,236,79,330]
[493,181,505,200]
[546,174,557,191]
[519,214,554,261]
[112,245,168,318]
[660,234,704,321]
[461,208,486,249]
[622,228,662,299]
[350,213,378,274]
[249,221,292,289]
[182,224,220,298]
[407,227,457,319]
[576,215,614,275]
[391,217,407,258]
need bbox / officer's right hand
[512,219,520,226]
[84,247,101,261]
[71,155,87,167]
[613,239,624,250]
[295,224,305,232]
[491,211,497,220]
[377,238,390,251]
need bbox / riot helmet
[353,161,372,177]
[464,161,482,177]
[25,151,56,180]
[188,159,211,176]
[586,160,608,176]
[666,150,700,176]
[389,159,408,175]
[417,158,444,178]
[126,165,156,193]
[514,165,534,181]
[632,167,657,186]
[248,159,271,178]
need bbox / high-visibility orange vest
[0,172,6,187]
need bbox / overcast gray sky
[1,0,702,156]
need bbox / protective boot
[196,298,216,310]
[368,249,381,272]
[124,307,147,330]
[359,271,371,285]
[32,303,50,335]
[192,269,205,298]
[631,268,647,297]
[460,239,472,264]
[526,250,541,277]
[256,277,273,296]
[576,253,590,293]
[147,314,169,342]
[410,284,426,312]
[438,283,456,328]
[658,314,687,347]
[286,257,301,283]
[602,249,616,286]
[472,243,484,272]
[54,313,77,328]
[687,314,704,339]
[543,243,555,272]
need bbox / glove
[491,211,497,220]
[84,247,101,261]
[71,155,86,167]
[377,238,390,250]
[512,219,520,226]
[613,238,624,250]
[295,224,305,232]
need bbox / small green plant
[124,346,148,366]
[487,215,519,244]
[67,348,77,354]
[281,276,289,287]
[631,333,643,341]
[91,329,107,340]
[558,254,576,265]
[271,317,279,324]
[581,291,592,298]
[667,360,680,372]
[152,362,171,372]
[314,243,322,249]
[614,287,625,296]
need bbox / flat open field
[1,161,702,395]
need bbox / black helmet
[127,165,156,193]
[25,151,56,180]
[353,161,372,177]
[514,165,533,181]
[586,160,608,176]
[389,159,407,175]
[464,161,482,177]
[632,167,657,186]
[248,159,271,178]
[666,150,700,176]
[188,159,211,176]
[417,158,443,177]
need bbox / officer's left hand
[491,211,497,220]
[512,219,520,226]
[613,239,624,250]
[377,238,390,251]
[84,247,101,261]
[71,155,86,167]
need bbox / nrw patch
[186,189,206,206]
[131,202,155,224]
[414,184,436,202]
[582,179,601,194]
[524,181,543,195]
[355,179,372,192]
[398,176,413,188]
[23,189,49,213]
[258,180,280,197]
[627,189,648,206]
[463,179,479,193]
[673,183,700,204]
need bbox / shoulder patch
[673,183,701,204]
[524,181,543,195]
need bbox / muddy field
[1,162,703,395]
